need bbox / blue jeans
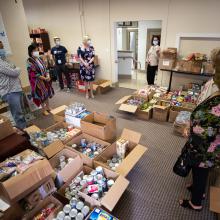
[2,92,26,129]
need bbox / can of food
[63,204,71,214]
[76,201,84,211]
[90,170,97,177]
[81,205,90,217]
[91,193,99,200]
[69,208,78,218]
[86,175,94,185]
[80,179,87,188]
[95,166,103,175]
[76,212,84,220]
[107,179,115,188]
[70,197,78,208]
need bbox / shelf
[160,69,214,77]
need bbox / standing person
[51,37,71,92]
[146,36,160,85]
[27,44,54,116]
[0,41,26,129]
[178,48,220,211]
[78,35,95,99]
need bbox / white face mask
[32,51,40,58]
[153,40,159,46]
[87,40,91,45]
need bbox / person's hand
[183,127,190,138]
[84,62,89,68]
[46,76,51,82]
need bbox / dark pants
[56,64,71,89]
[147,64,158,85]
[191,167,209,206]
[2,92,26,129]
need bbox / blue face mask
[0,49,6,60]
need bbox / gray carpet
[48,85,217,220]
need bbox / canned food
[86,175,94,185]
[69,208,78,218]
[95,166,103,175]
[76,201,84,211]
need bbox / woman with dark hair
[27,44,54,115]
[146,36,160,85]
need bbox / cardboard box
[24,178,56,209]
[93,80,112,95]
[115,95,148,114]
[175,60,192,72]
[66,133,111,167]
[49,149,81,182]
[81,112,116,143]
[94,129,147,177]
[22,196,63,220]
[24,125,41,134]
[168,106,193,123]
[50,105,67,117]
[153,105,170,122]
[0,115,15,141]
[203,62,214,75]
[0,150,53,204]
[136,108,153,120]
[159,58,176,70]
[59,156,129,212]
[210,186,220,214]
[45,121,81,144]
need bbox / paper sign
[0,13,11,55]
[163,60,170,66]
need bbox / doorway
[115,20,162,90]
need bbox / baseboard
[118,75,132,79]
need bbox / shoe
[179,199,202,211]
[66,88,71,93]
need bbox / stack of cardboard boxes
[0,107,147,220]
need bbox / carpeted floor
[48,86,217,220]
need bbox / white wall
[138,20,162,71]
[22,0,220,89]
[0,0,30,87]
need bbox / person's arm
[88,46,95,64]
[0,60,20,77]
[77,47,88,68]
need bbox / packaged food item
[116,138,129,159]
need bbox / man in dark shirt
[51,37,71,91]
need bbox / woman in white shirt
[146,36,160,85]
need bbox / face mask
[153,40,158,46]
[0,49,6,60]
[56,41,61,46]
[87,40,91,45]
[32,51,40,58]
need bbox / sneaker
[66,88,71,93]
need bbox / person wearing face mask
[77,35,95,99]
[146,36,160,85]
[51,37,71,92]
[27,44,54,116]
[0,41,26,129]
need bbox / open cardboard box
[93,79,112,95]
[159,58,176,70]
[22,196,63,220]
[168,106,193,123]
[115,95,148,114]
[0,149,53,204]
[0,115,15,141]
[210,186,220,214]
[50,105,67,117]
[49,148,81,183]
[94,129,147,177]
[66,133,111,167]
[58,156,129,212]
[45,121,81,144]
[81,112,116,143]
[136,107,153,120]
[153,105,170,122]
[26,125,66,159]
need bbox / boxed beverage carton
[94,129,147,177]
[22,196,63,220]
[58,156,129,212]
[81,112,116,143]
[0,150,53,204]
[93,80,112,95]
[66,133,111,167]
[0,115,15,141]
[86,207,119,220]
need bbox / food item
[34,203,56,220]
[65,102,86,116]
[107,154,123,171]
[69,139,106,159]
[116,138,129,159]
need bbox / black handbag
[173,145,192,177]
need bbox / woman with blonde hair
[77,35,95,99]
[178,48,220,211]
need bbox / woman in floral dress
[78,36,95,99]
[179,48,220,211]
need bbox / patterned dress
[27,57,54,107]
[186,93,220,168]
[78,46,95,82]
